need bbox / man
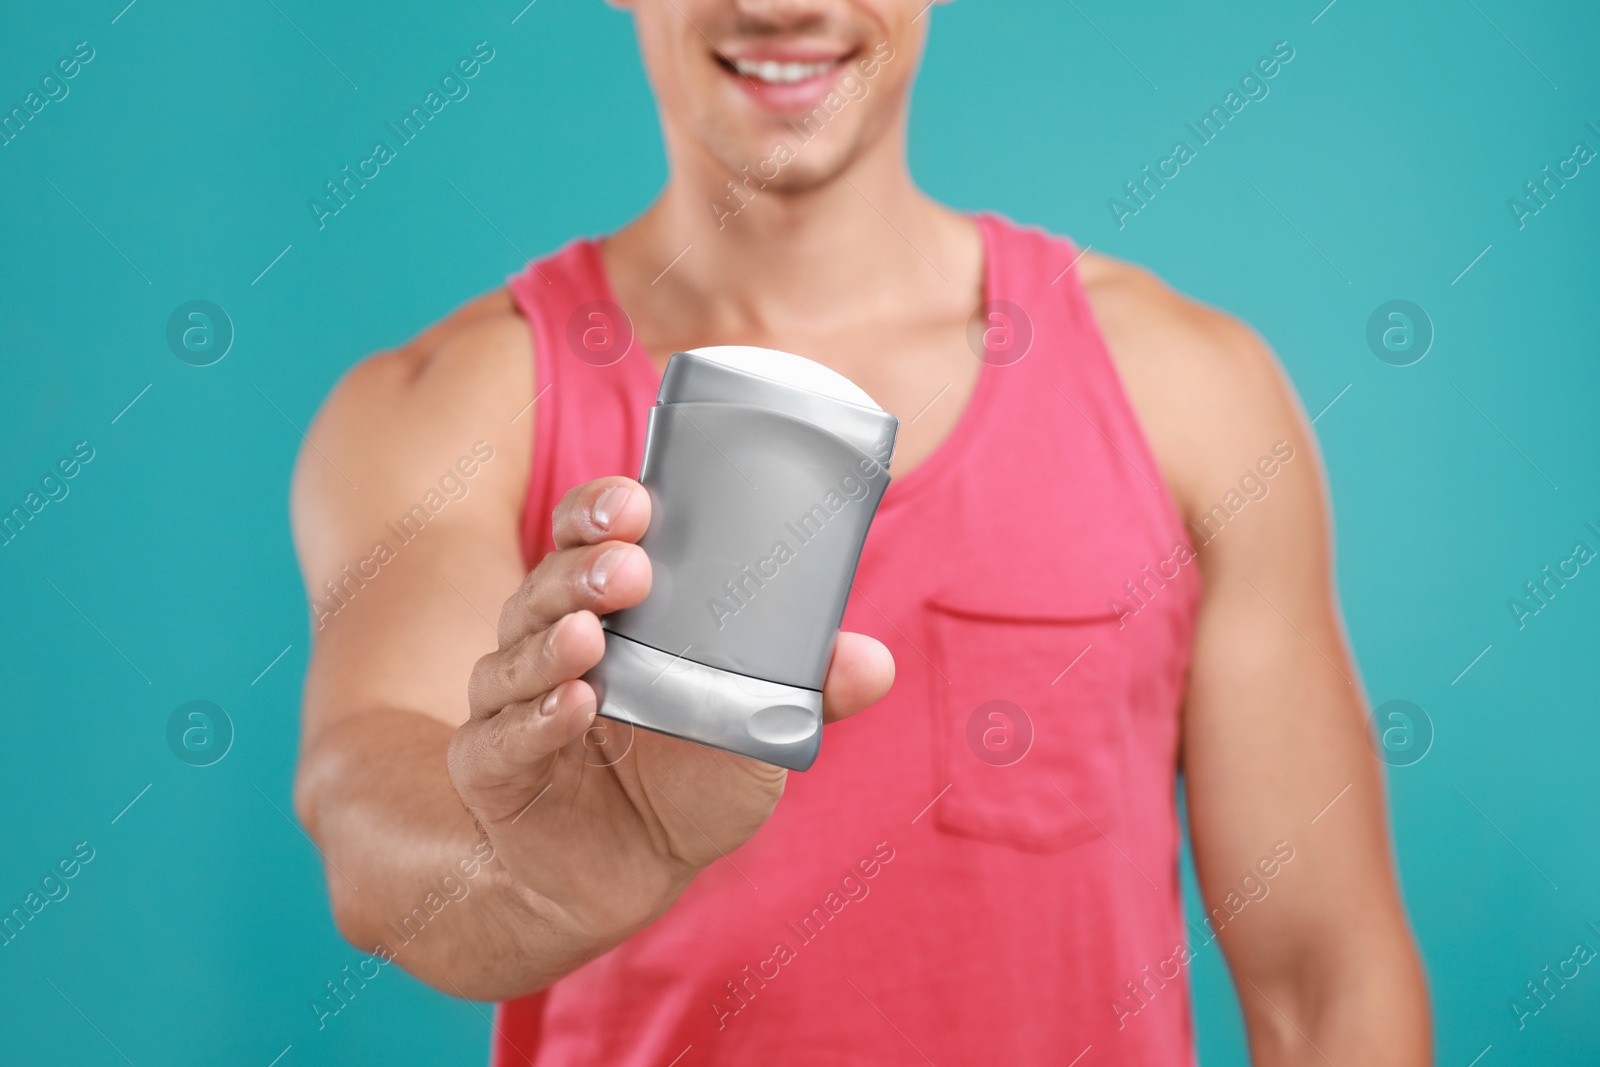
[291,1,1431,1063]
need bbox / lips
[716,48,859,114]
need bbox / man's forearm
[295,709,607,1001]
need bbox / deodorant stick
[584,346,898,771]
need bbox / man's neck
[602,134,977,347]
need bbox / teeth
[733,58,838,84]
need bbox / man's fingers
[821,632,895,724]
[497,540,652,646]
[552,477,650,550]
[469,610,607,720]
[450,679,599,821]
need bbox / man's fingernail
[538,687,561,717]
[592,486,630,531]
[588,546,626,593]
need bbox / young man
[291,1,1430,1063]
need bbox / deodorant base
[585,631,824,771]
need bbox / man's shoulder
[292,287,533,546]
[1072,249,1308,521]
[1076,250,1269,382]
[332,288,530,417]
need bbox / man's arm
[290,292,558,999]
[1087,261,1432,1064]
[289,291,895,1003]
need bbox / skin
[291,0,1431,1061]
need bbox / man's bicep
[1181,382,1398,977]
[290,333,533,747]
[301,520,525,736]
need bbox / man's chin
[756,160,851,197]
[712,139,859,198]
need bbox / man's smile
[715,45,860,112]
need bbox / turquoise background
[2,0,1596,1063]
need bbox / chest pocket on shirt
[923,594,1132,852]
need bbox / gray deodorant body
[583,346,899,771]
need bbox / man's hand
[449,475,894,943]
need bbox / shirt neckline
[580,212,1004,513]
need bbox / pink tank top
[496,214,1201,1066]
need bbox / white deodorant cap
[684,345,882,411]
